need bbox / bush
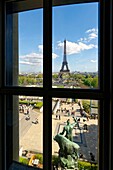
[19,157,29,165]
[35,153,43,164]
[19,100,36,105]
[82,100,90,113]
[78,160,98,170]
[75,99,78,103]
[51,157,98,170]
[52,155,59,167]
[34,102,43,109]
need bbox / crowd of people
[19,104,39,124]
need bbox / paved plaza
[19,102,98,162]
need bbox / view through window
[52,3,98,89]
[15,96,99,169]
[6,2,99,170]
[18,9,43,87]
[52,98,98,169]
[13,2,98,90]
[15,95,43,168]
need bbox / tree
[91,76,98,88]
[36,73,43,79]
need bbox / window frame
[0,0,112,170]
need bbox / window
[52,3,99,89]
[0,0,112,170]
[52,98,99,169]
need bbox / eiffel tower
[59,39,70,77]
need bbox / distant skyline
[19,2,98,73]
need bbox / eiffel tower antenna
[60,39,70,75]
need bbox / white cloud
[20,52,43,59]
[86,28,98,41]
[90,60,97,63]
[88,32,97,40]
[57,40,97,55]
[38,45,43,53]
[20,52,43,66]
[86,28,97,33]
[79,38,83,41]
[19,45,58,66]
[52,53,58,59]
[19,61,41,65]
[78,28,98,43]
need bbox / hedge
[35,153,43,164]
[51,155,98,170]
[19,155,98,170]
[19,157,29,165]
[52,155,59,166]
[19,100,36,105]
[34,102,43,109]
[78,160,98,170]
[19,100,43,109]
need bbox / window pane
[52,3,99,89]
[19,9,43,87]
[13,95,43,168]
[6,9,43,87]
[52,98,99,169]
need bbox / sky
[19,2,98,73]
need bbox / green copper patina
[54,117,80,169]
[60,117,79,141]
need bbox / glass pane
[52,3,99,89]
[6,8,43,87]
[52,98,99,170]
[13,95,43,168]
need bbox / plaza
[19,101,98,163]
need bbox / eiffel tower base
[59,71,70,79]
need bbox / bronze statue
[54,117,80,169]
[54,134,80,169]
[60,117,79,141]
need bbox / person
[83,124,88,130]
[77,118,80,122]
[79,153,83,159]
[90,152,95,161]
[78,101,81,107]
[27,108,29,115]
[59,114,61,120]
[60,117,78,141]
[35,118,38,124]
[56,114,58,119]
[25,115,30,120]
[32,118,38,124]
[86,115,89,121]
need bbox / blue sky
[19,2,98,73]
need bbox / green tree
[91,76,98,88]
[82,100,90,113]
[52,74,58,79]
[36,73,43,78]
[83,77,93,87]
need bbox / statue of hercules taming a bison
[53,117,80,169]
